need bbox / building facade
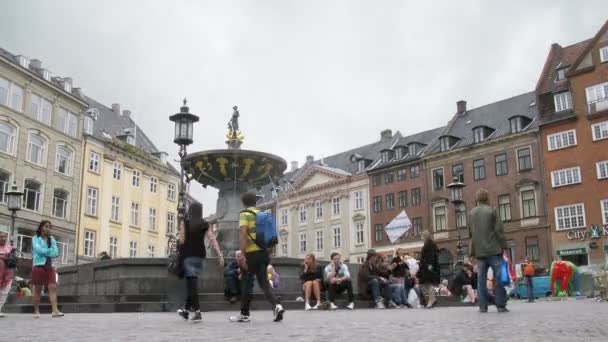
[536,20,608,267]
[0,48,87,265]
[423,95,551,279]
[76,98,180,261]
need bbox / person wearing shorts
[31,220,62,318]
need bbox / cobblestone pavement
[3,299,607,342]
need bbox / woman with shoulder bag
[31,220,63,318]
[0,231,15,317]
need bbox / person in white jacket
[323,253,355,310]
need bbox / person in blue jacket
[31,220,63,318]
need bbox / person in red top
[522,257,536,303]
[0,231,14,317]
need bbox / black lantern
[6,181,24,245]
[447,177,465,205]
[169,99,199,146]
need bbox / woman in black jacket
[417,231,440,308]
[300,253,323,310]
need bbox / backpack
[242,209,278,250]
[523,263,535,277]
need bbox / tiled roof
[368,127,445,171]
[427,92,539,155]
[535,39,592,95]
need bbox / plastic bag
[407,289,421,308]
[499,258,510,287]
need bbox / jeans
[224,269,241,297]
[477,255,507,309]
[368,278,391,302]
[525,276,534,301]
[328,280,354,302]
[183,257,203,311]
[240,250,279,316]
[390,284,408,306]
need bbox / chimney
[63,77,73,92]
[72,87,84,98]
[122,110,131,118]
[306,155,314,164]
[291,161,299,171]
[30,59,42,69]
[381,129,392,141]
[112,103,121,115]
[457,100,467,115]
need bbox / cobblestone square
[3,300,607,342]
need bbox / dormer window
[64,82,72,93]
[357,159,367,172]
[509,116,532,134]
[555,67,567,82]
[381,150,392,163]
[84,116,94,135]
[395,147,404,160]
[440,137,451,152]
[126,136,135,145]
[601,46,608,63]
[473,126,494,143]
[16,56,29,69]
[41,70,51,81]
[408,143,419,156]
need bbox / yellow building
[77,98,179,261]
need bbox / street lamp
[6,181,24,246]
[169,99,199,225]
[447,177,466,264]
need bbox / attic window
[509,116,532,134]
[555,67,567,82]
[473,126,494,143]
[600,46,608,63]
[41,70,51,81]
[440,137,451,152]
[408,143,419,156]
[357,160,366,172]
[16,56,29,69]
[381,151,391,163]
[395,147,404,160]
[126,136,135,145]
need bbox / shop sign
[557,248,587,256]
[566,225,608,241]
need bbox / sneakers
[273,304,285,322]
[329,302,338,310]
[177,308,190,320]
[229,314,251,323]
[497,307,510,313]
[312,303,320,310]
[51,311,65,318]
[388,301,398,309]
[375,300,386,309]
[305,303,312,311]
[346,302,355,310]
[191,311,202,323]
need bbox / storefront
[557,247,589,266]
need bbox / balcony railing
[587,97,608,116]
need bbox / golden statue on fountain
[226,106,244,148]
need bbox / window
[412,188,421,206]
[412,217,422,237]
[521,190,536,218]
[495,154,508,176]
[86,187,98,216]
[332,198,340,216]
[280,232,288,255]
[498,195,512,221]
[315,200,323,219]
[555,68,567,82]
[23,179,42,212]
[354,191,364,210]
[315,230,324,251]
[526,237,540,261]
[132,171,140,186]
[586,82,608,114]
[299,205,307,223]
[56,108,78,137]
[456,204,467,228]
[397,169,406,181]
[432,168,444,190]
[386,193,395,210]
[109,236,118,259]
[555,203,586,230]
[0,170,9,203]
[84,116,94,135]
[148,245,155,257]
[440,137,451,152]
[26,133,47,166]
[551,167,582,187]
[89,152,100,173]
[373,196,382,213]
[398,191,408,208]
[381,151,391,163]
[473,127,486,143]
[375,224,383,242]
[163,213,174,235]
[129,241,137,258]
[473,159,485,181]
[113,163,122,180]
[150,177,158,193]
[111,196,120,222]
[408,144,419,156]
[395,147,404,160]
[601,46,608,63]
[29,94,52,125]
[167,183,176,200]
[510,117,523,133]
[353,222,363,245]
[547,129,577,151]
[0,121,16,155]
[84,230,96,258]
[299,232,307,253]
[373,175,381,187]
[592,121,608,141]
[601,199,608,225]
[280,208,288,225]
[126,136,135,145]
[0,78,23,111]
[333,227,341,248]
[517,148,532,171]
[357,160,366,172]
[55,145,73,176]
[597,160,608,180]
[434,205,446,232]
[149,208,157,231]
[131,202,139,227]
[410,165,420,178]
[52,189,69,219]
[452,164,464,182]
[385,172,394,184]
[554,91,573,112]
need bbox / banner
[385,210,413,243]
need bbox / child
[267,264,280,289]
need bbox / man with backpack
[230,192,284,323]
[522,257,536,303]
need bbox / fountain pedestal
[212,181,251,257]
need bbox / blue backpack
[242,209,278,250]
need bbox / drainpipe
[535,129,552,267]
[74,137,88,265]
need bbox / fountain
[184,106,287,256]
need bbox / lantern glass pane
[187,121,193,140]
[179,120,188,140]
[174,121,180,141]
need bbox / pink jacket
[0,243,14,288]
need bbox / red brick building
[536,20,608,267]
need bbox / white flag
[385,210,413,243]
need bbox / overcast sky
[1,1,606,214]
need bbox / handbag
[499,258,510,287]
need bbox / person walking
[0,231,15,317]
[522,257,536,303]
[417,231,440,308]
[468,189,508,313]
[230,192,284,323]
[177,202,223,323]
[31,220,62,318]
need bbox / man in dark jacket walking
[468,189,508,313]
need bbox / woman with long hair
[417,231,440,308]
[0,231,14,317]
[31,220,62,318]
[300,253,322,310]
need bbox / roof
[535,39,592,95]
[427,92,539,155]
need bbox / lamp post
[447,177,466,264]
[169,99,199,228]
[6,181,24,247]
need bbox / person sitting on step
[324,252,355,310]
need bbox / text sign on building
[566,225,608,241]
[557,248,587,256]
